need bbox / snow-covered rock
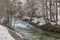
[31,19,38,24]
[50,22,56,25]
[22,16,30,20]
[32,17,46,26]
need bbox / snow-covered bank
[22,16,47,26]
[0,25,15,40]
[0,21,24,40]
[22,11,60,26]
[7,27,25,40]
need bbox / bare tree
[56,0,58,25]
[49,0,52,22]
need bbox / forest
[0,0,60,40]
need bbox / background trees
[10,0,60,25]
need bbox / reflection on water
[12,19,60,40]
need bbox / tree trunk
[42,0,46,23]
[56,0,58,25]
[46,0,49,23]
[50,0,52,22]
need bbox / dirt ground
[7,28,25,40]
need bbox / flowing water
[12,19,60,40]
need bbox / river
[11,18,60,40]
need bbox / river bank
[6,27,25,40]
